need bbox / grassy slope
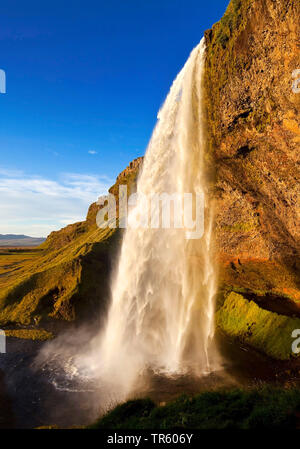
[90,387,300,429]
[0,225,116,325]
[4,329,53,340]
[0,159,142,328]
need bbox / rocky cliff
[204,0,299,358]
[204,0,299,305]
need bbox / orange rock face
[204,0,300,301]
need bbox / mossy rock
[216,292,300,360]
[4,329,53,341]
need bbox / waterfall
[67,38,220,400]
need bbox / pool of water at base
[0,335,298,429]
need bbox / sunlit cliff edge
[204,0,300,358]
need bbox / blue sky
[0,0,228,236]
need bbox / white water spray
[86,38,220,397]
[41,39,222,402]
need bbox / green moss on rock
[4,328,53,341]
[216,292,300,360]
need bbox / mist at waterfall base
[35,38,224,411]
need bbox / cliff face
[204,0,300,304]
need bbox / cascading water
[38,38,221,403]
[90,38,220,397]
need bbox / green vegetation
[203,0,254,156]
[215,0,243,48]
[0,225,116,326]
[4,328,53,340]
[90,387,300,429]
[221,219,259,233]
[217,292,300,360]
[0,159,142,329]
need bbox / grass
[0,159,142,328]
[0,248,41,289]
[0,207,116,326]
[4,328,53,341]
[216,292,300,360]
[90,387,300,429]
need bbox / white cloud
[88,150,97,155]
[0,167,24,177]
[0,169,113,237]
